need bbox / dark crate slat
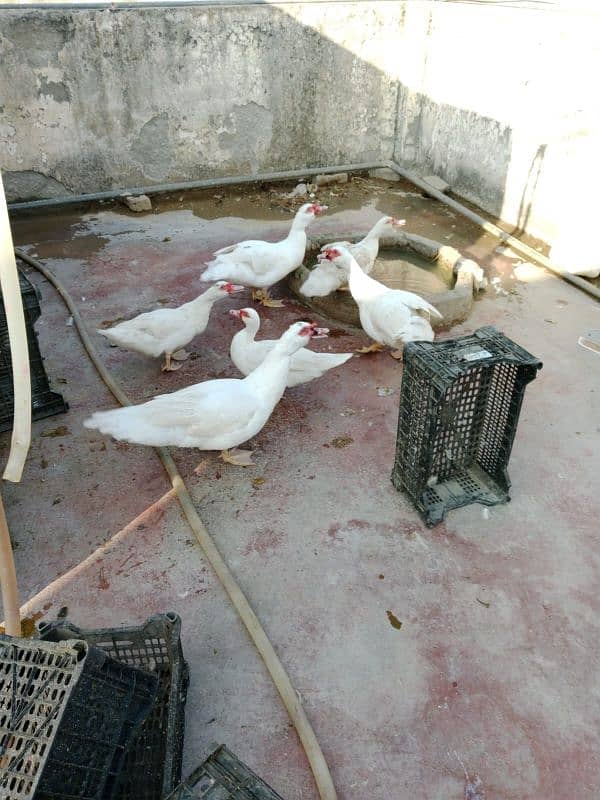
[38,613,188,800]
[166,746,285,800]
[391,326,542,526]
[0,635,157,800]
[0,269,67,433]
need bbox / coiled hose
[15,248,337,800]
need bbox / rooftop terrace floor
[3,175,599,799]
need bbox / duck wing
[85,379,257,447]
[212,240,282,276]
[288,350,353,385]
[214,238,267,256]
[300,262,345,297]
[149,380,256,433]
[368,293,413,343]
[387,289,442,319]
[98,308,183,354]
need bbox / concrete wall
[1,1,598,260]
[0,3,399,200]
[391,1,600,254]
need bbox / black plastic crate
[38,613,188,800]
[391,326,542,526]
[165,745,285,800]
[0,268,68,433]
[0,634,158,800]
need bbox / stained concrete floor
[3,176,600,799]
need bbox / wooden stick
[0,489,20,636]
[0,170,31,483]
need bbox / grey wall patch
[217,103,274,174]
[38,76,71,104]
[4,170,70,203]
[130,112,172,182]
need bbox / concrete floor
[3,177,599,799]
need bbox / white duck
[98,281,244,372]
[202,203,327,306]
[229,307,353,387]
[319,247,442,358]
[85,320,320,465]
[300,216,405,297]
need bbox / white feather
[230,309,352,387]
[202,203,323,288]
[84,322,315,451]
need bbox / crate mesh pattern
[38,613,188,800]
[166,745,285,800]
[0,268,68,433]
[0,635,158,800]
[391,326,542,526]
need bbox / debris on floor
[422,175,450,193]
[368,167,400,182]
[578,329,600,354]
[314,172,348,187]
[5,173,599,800]
[124,194,152,212]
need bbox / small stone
[283,183,308,199]
[423,175,450,193]
[123,194,152,212]
[314,172,348,187]
[494,245,520,258]
[368,167,400,182]
[329,435,354,449]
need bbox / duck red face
[229,308,251,321]
[308,203,328,216]
[318,247,342,262]
[299,322,329,338]
[222,282,244,294]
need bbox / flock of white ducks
[85,202,442,464]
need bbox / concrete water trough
[290,230,486,329]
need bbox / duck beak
[312,326,329,339]
[313,204,328,216]
[224,283,245,294]
[391,218,406,228]
[229,309,243,319]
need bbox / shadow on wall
[0,1,521,218]
[514,143,546,237]
[393,88,515,221]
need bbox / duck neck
[364,219,386,242]
[244,342,292,403]
[185,292,218,314]
[241,317,259,343]
[289,214,311,237]
[347,259,385,301]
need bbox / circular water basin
[289,231,484,330]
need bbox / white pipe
[0,171,31,483]
[387,161,600,303]
[0,490,21,636]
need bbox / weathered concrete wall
[0,3,399,201]
[392,2,600,251]
[1,0,598,263]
